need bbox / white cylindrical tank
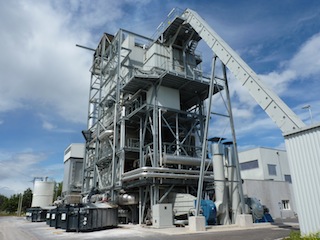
[31,180,55,208]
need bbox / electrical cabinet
[152,204,173,228]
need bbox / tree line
[0,182,63,214]
[0,188,33,214]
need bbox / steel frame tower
[82,9,240,224]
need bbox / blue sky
[0,0,319,197]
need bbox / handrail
[151,8,184,40]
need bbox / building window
[240,160,259,170]
[284,174,292,183]
[282,200,290,210]
[268,164,277,176]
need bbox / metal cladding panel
[284,124,320,235]
[62,160,71,193]
[147,86,180,110]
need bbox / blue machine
[256,213,274,223]
[245,197,274,223]
[194,200,217,225]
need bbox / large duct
[212,142,230,225]
[163,154,211,166]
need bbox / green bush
[284,231,320,240]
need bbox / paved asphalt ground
[0,216,299,240]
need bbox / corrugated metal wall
[284,124,320,236]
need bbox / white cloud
[193,7,320,145]
[259,70,296,95]
[236,116,277,138]
[0,1,91,123]
[198,9,320,143]
[289,33,320,78]
[0,1,319,195]
[0,151,44,196]
[0,150,63,197]
[259,33,320,94]
[51,0,124,30]
[42,120,56,130]
[219,32,320,139]
[274,142,286,150]
[0,1,156,125]
[37,113,76,132]
[0,151,45,181]
[237,144,258,152]
[232,108,253,119]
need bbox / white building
[238,147,296,219]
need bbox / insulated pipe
[98,130,114,140]
[122,167,207,177]
[122,172,215,182]
[213,142,231,225]
[163,154,211,166]
[159,109,163,166]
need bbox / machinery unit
[62,143,85,204]
[170,193,197,221]
[80,8,319,235]
[152,204,173,228]
[198,200,216,225]
[244,197,274,223]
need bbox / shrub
[284,231,320,240]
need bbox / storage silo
[31,179,55,208]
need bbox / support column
[192,57,217,232]
[222,64,246,216]
[226,143,241,224]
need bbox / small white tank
[31,180,55,208]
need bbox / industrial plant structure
[78,8,320,235]
[81,8,242,227]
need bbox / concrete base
[236,214,253,227]
[188,216,206,232]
